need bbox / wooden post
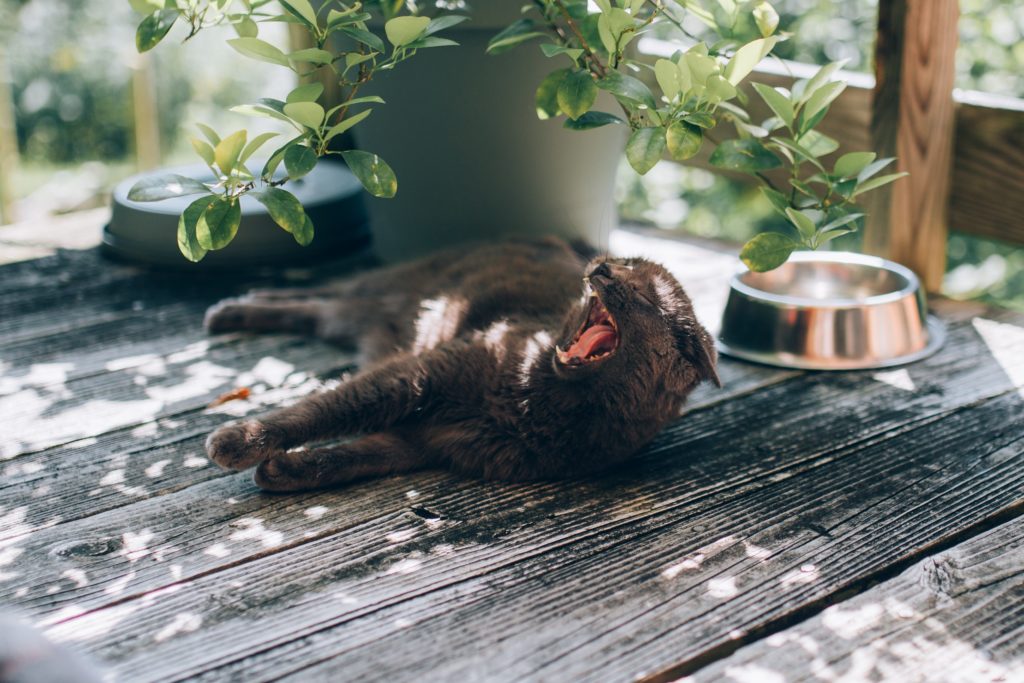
[862,0,959,292]
[131,53,161,171]
[0,45,19,225]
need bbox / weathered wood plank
[687,516,1024,683]
[949,94,1024,247]
[0,334,355,460]
[53,367,1024,683]
[215,391,1024,683]
[20,308,1022,680]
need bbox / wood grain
[688,517,1024,682]
[863,0,959,291]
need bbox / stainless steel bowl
[718,251,945,370]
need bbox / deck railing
[1,0,1021,291]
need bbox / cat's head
[553,257,721,391]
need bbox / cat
[203,237,720,491]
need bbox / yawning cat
[204,237,720,491]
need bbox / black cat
[204,237,720,490]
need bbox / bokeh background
[0,0,1021,306]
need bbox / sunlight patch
[972,317,1024,396]
[873,368,916,392]
[412,295,468,354]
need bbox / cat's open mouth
[556,283,619,365]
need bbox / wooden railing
[1,0,1022,291]
[640,0,1024,291]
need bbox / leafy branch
[127,0,464,261]
[490,0,908,272]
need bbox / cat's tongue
[566,322,617,359]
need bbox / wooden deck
[1,213,1022,682]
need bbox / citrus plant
[125,0,463,261]
[490,0,907,271]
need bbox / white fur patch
[412,295,467,354]
[518,330,553,387]
[652,274,682,314]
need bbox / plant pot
[352,3,627,261]
[717,251,946,370]
[103,160,371,268]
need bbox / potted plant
[124,0,906,274]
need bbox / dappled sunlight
[661,536,737,580]
[707,576,739,599]
[779,563,820,587]
[872,368,917,392]
[228,518,284,548]
[153,611,203,643]
[972,317,1024,396]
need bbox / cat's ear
[681,325,722,388]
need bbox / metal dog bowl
[718,251,945,370]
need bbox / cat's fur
[204,237,720,491]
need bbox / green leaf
[535,69,569,120]
[230,103,295,125]
[541,43,585,62]
[856,157,895,182]
[785,207,816,241]
[486,19,546,54]
[706,74,738,102]
[261,136,303,180]
[752,82,793,129]
[279,0,318,29]
[286,83,324,104]
[254,187,307,233]
[196,123,220,146]
[240,132,278,162]
[682,112,716,129]
[563,111,624,130]
[797,129,839,157]
[752,2,779,37]
[654,59,680,100]
[665,121,702,161]
[234,16,258,38]
[214,130,247,175]
[852,172,908,197]
[740,232,798,272]
[128,0,162,14]
[324,108,371,141]
[177,196,216,262]
[190,138,215,166]
[724,37,776,86]
[597,71,656,110]
[196,196,241,250]
[425,15,468,36]
[799,60,847,105]
[293,215,315,246]
[128,173,209,202]
[760,186,790,215]
[289,48,334,64]
[341,150,397,198]
[818,212,863,234]
[800,80,845,129]
[339,27,386,54]
[405,36,458,49]
[557,69,598,121]
[136,9,177,52]
[626,127,665,175]
[283,101,325,129]
[709,139,781,173]
[284,145,318,179]
[227,37,291,67]
[384,15,430,47]
[834,152,876,179]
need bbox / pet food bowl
[718,251,945,370]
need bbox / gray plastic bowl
[104,160,371,268]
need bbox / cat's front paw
[206,420,283,471]
[204,298,250,334]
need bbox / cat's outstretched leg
[206,348,463,471]
[204,297,326,335]
[254,432,429,491]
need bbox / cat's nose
[587,262,633,281]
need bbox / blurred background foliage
[0,0,1021,307]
